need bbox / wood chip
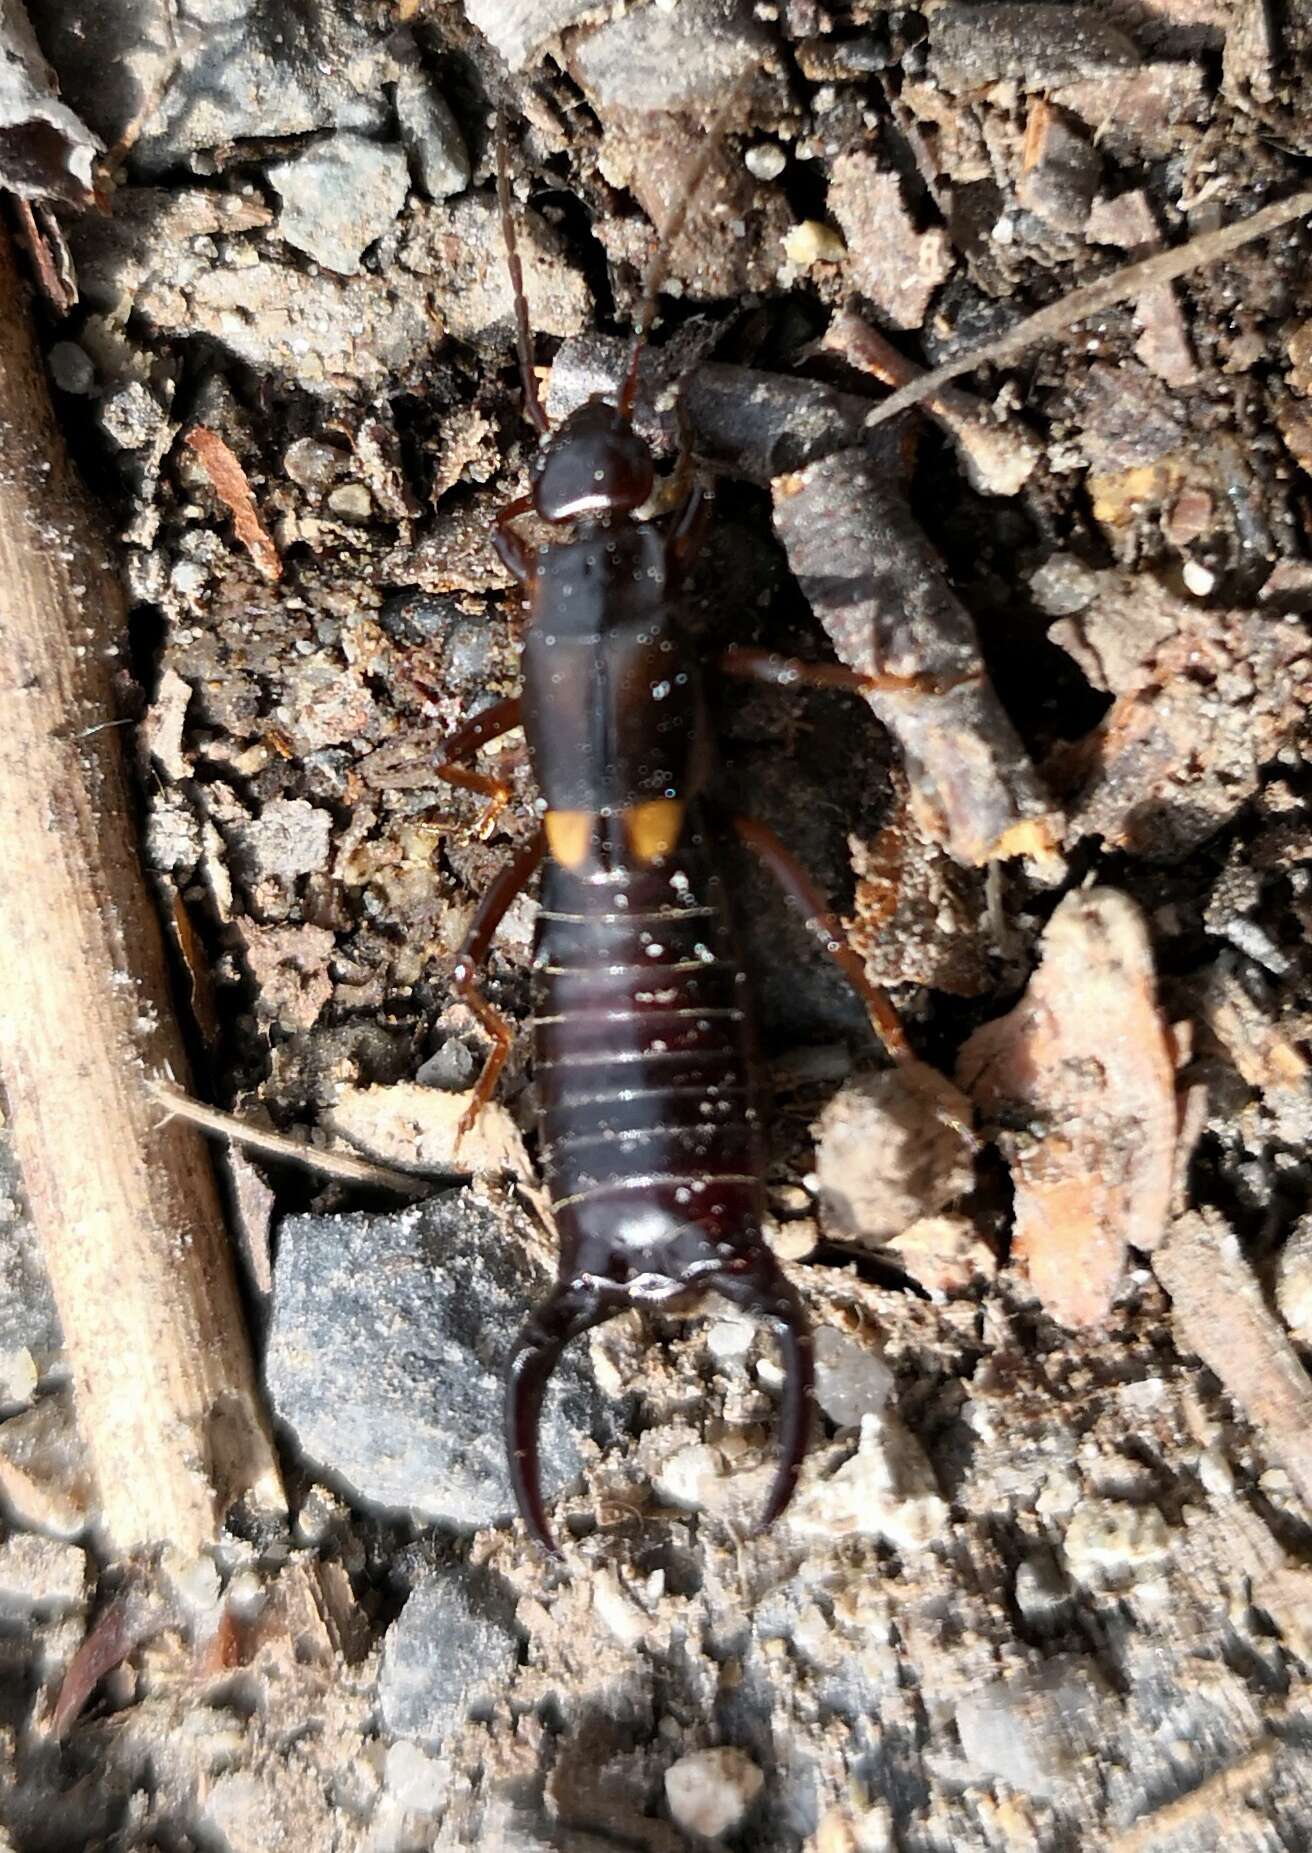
[183,426,282,582]
[1156,1209,1312,1518]
[958,888,1177,1327]
[326,1080,536,1188]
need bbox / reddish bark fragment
[958,888,1177,1327]
[184,425,282,582]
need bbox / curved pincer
[505,1285,615,1554]
[505,1257,813,1553]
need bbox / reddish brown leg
[720,646,964,698]
[730,812,913,1064]
[494,494,536,582]
[667,482,712,584]
[452,832,545,1141]
[433,695,523,839]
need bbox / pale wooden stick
[0,227,284,1557]
[865,186,1312,427]
[147,1080,429,1197]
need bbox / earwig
[438,108,942,1554]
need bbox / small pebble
[811,1326,893,1427]
[664,1746,764,1838]
[1062,1497,1172,1584]
[415,1040,476,1091]
[395,67,470,200]
[1182,559,1215,596]
[0,1533,87,1614]
[48,342,95,394]
[384,1739,448,1815]
[705,1318,753,1362]
[283,437,348,492]
[745,142,786,181]
[1014,1549,1073,1630]
[325,483,374,521]
[784,220,847,267]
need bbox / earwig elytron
[438,116,943,1553]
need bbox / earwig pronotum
[437,107,949,1554]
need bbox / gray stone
[379,1569,517,1746]
[265,1193,613,1526]
[927,5,1140,89]
[955,1657,1112,1800]
[268,135,411,275]
[0,1391,94,1539]
[99,380,169,451]
[231,797,333,881]
[394,69,470,200]
[47,342,95,393]
[0,1533,87,1615]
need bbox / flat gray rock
[265,1191,613,1527]
[268,135,410,274]
[379,1568,518,1746]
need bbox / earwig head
[529,397,655,524]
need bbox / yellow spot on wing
[545,810,594,869]
[624,798,685,863]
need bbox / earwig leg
[719,646,969,698]
[431,695,523,837]
[729,812,913,1064]
[451,832,545,1141]
[434,694,523,762]
[494,494,536,582]
[506,1285,617,1553]
[435,762,513,840]
[667,483,712,585]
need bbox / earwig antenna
[616,80,750,425]
[496,111,550,437]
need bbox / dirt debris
[2,0,1311,1844]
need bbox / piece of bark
[0,227,284,1556]
[0,0,99,204]
[183,427,282,582]
[547,340,1059,867]
[1156,1210,1312,1518]
[827,153,953,330]
[772,450,1059,866]
[958,888,1178,1327]
[1049,582,1310,863]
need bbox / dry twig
[865,188,1312,426]
[147,1080,431,1198]
[0,226,283,1555]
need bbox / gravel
[264,1191,614,1528]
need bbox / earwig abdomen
[535,845,760,1259]
[504,821,812,1551]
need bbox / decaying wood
[959,888,1179,1327]
[1156,1208,1312,1518]
[0,227,283,1556]
[771,449,1060,867]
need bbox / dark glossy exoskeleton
[435,121,938,1553]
